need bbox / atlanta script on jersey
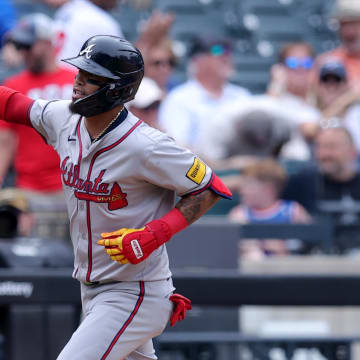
[29,99,228,284]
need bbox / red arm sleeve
[0,86,34,126]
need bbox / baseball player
[0,35,232,360]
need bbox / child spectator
[229,159,312,259]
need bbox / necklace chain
[91,110,122,143]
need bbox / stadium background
[1,0,340,92]
[1,1,360,360]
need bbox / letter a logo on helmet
[79,44,95,59]
[61,35,144,117]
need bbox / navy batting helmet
[62,35,144,117]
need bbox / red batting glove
[98,219,172,264]
[169,293,192,327]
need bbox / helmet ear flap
[106,82,138,103]
[105,83,124,101]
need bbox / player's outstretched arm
[98,189,222,265]
[0,86,34,126]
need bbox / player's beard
[69,92,88,114]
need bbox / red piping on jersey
[81,119,142,282]
[85,201,93,282]
[100,281,145,360]
[76,117,83,166]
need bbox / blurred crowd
[1,0,360,259]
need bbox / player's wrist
[146,208,188,245]
[145,220,172,246]
[158,208,188,235]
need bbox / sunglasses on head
[209,44,230,56]
[284,56,314,70]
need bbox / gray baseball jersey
[30,99,213,284]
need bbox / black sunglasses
[149,59,176,68]
[320,75,345,84]
[12,41,32,51]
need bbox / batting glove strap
[121,220,172,264]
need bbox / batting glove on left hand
[169,293,192,327]
[98,220,172,265]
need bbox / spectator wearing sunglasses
[141,36,178,94]
[128,10,176,94]
[127,77,164,131]
[269,42,315,104]
[159,35,251,160]
[265,42,321,160]
[316,60,350,123]
[316,0,360,84]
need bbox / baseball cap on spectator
[5,13,54,49]
[188,36,233,58]
[128,77,163,110]
[319,61,347,82]
[332,0,360,21]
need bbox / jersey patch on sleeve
[186,157,206,185]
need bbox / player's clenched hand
[169,293,192,327]
[98,228,144,264]
[97,220,172,265]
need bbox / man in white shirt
[159,36,251,159]
[50,0,123,62]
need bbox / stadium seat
[241,0,293,16]
[253,15,307,42]
[112,4,151,42]
[169,10,227,40]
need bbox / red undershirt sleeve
[0,86,34,127]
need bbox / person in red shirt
[0,13,75,240]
